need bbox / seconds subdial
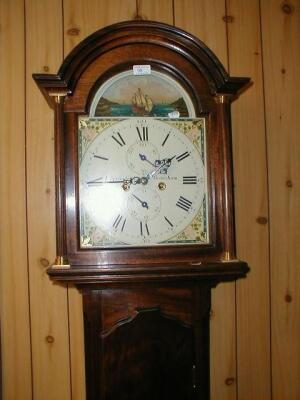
[127,187,161,222]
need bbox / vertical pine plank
[138,0,173,23]
[174,2,238,399]
[226,1,271,399]
[174,0,228,61]
[0,1,32,398]
[64,0,136,52]
[63,2,137,398]
[25,1,71,399]
[261,1,300,399]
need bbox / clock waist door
[82,284,211,400]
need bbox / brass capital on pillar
[214,93,234,104]
[49,91,69,103]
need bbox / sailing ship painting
[132,88,153,115]
[93,72,192,118]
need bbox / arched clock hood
[33,20,250,109]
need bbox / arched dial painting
[33,21,250,400]
[79,70,209,248]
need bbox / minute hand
[86,177,146,186]
[86,179,125,185]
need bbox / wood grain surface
[0,1,32,399]
[25,1,71,399]
[1,1,299,399]
[138,0,173,23]
[261,1,300,399]
[227,0,271,398]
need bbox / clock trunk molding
[34,20,250,400]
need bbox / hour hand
[139,153,156,167]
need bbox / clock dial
[79,118,209,247]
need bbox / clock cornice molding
[33,20,250,108]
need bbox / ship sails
[132,88,153,114]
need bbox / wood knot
[256,216,268,225]
[281,3,294,14]
[281,68,286,74]
[45,188,51,194]
[45,335,55,344]
[39,257,50,267]
[285,293,292,303]
[67,27,80,36]
[286,180,293,188]
[43,65,49,72]
[223,15,234,23]
[225,377,235,386]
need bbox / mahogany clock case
[33,20,250,284]
[33,20,250,400]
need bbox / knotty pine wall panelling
[227,0,271,399]
[137,0,174,23]
[25,1,71,399]
[261,1,300,399]
[0,1,32,398]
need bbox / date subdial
[126,141,160,175]
[127,187,161,222]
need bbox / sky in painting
[103,75,183,104]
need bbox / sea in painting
[93,73,191,118]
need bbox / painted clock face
[79,117,209,247]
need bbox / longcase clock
[34,21,250,400]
